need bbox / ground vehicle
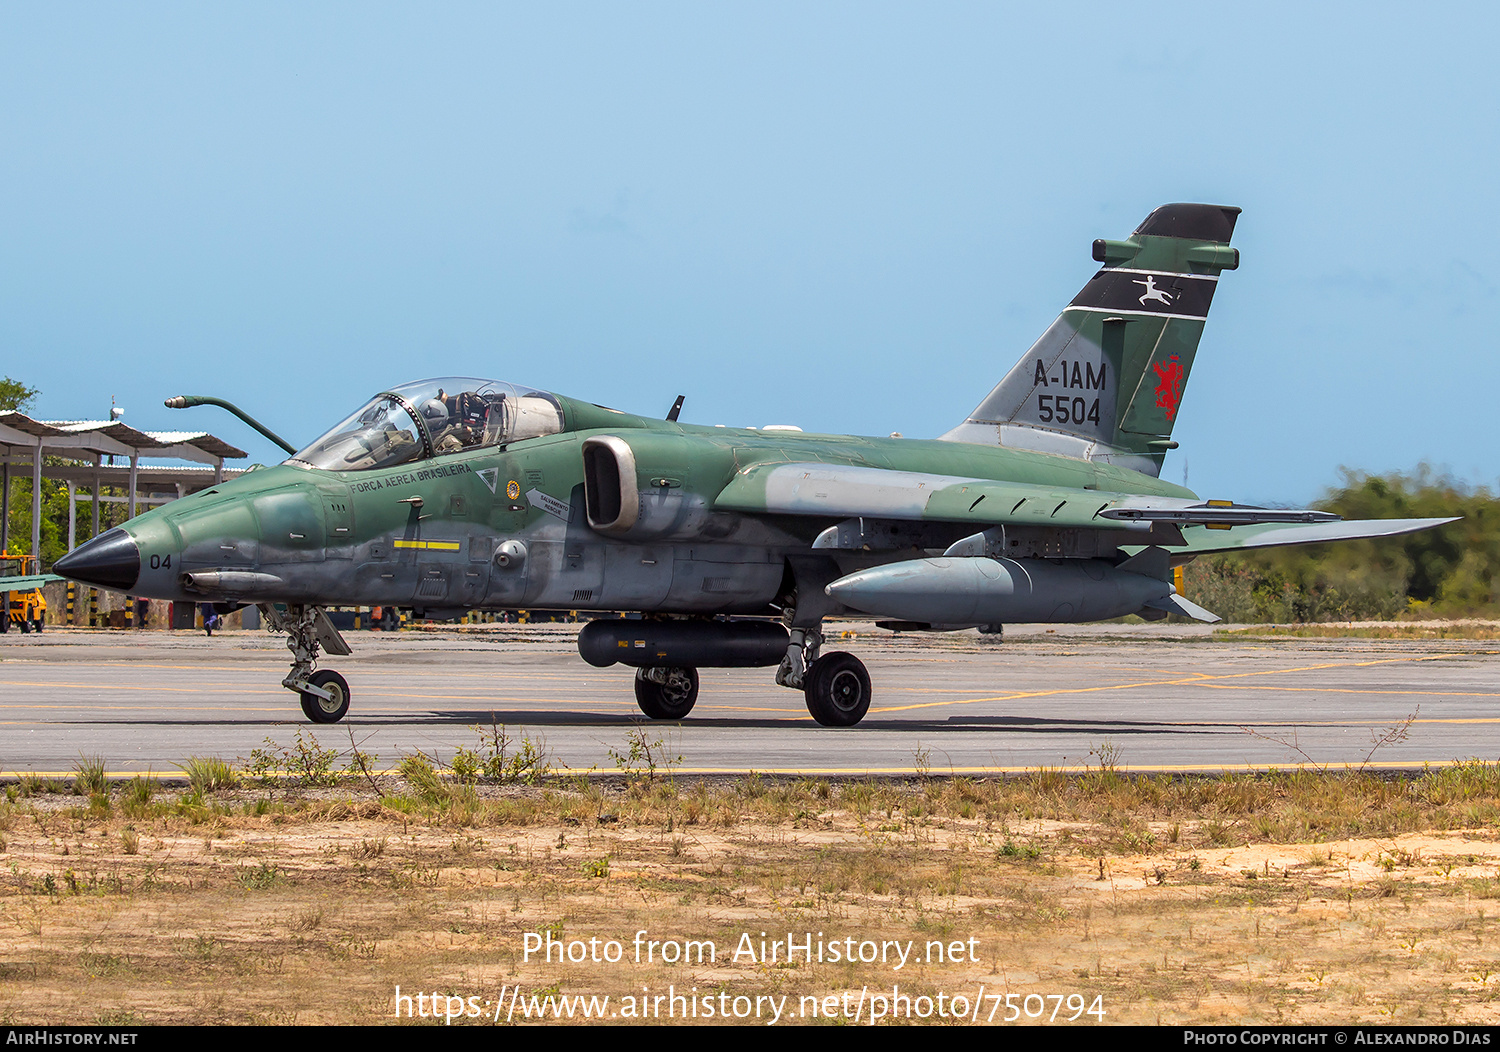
[1,552,48,633]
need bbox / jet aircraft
[54,203,1453,727]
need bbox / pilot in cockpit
[422,387,491,454]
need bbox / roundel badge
[506,480,521,500]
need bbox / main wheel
[634,666,699,720]
[299,669,351,723]
[803,652,871,727]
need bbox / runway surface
[2,623,1497,776]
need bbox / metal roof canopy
[0,413,246,463]
[0,412,249,567]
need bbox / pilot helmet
[419,398,449,425]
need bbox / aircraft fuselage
[106,402,1195,618]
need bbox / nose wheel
[263,604,356,723]
[634,666,699,719]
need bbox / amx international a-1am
[55,204,1451,727]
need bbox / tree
[0,376,38,414]
[1180,466,1490,621]
[2,378,62,561]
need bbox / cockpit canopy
[289,378,565,472]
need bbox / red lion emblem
[1152,355,1184,421]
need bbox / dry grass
[2,767,1500,1025]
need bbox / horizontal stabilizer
[1155,517,1459,557]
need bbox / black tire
[300,669,351,723]
[633,666,699,720]
[33,618,42,633]
[18,619,30,634]
[803,651,871,727]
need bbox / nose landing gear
[262,604,355,723]
[634,666,699,719]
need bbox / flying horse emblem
[1133,275,1175,307]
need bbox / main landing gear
[777,625,872,727]
[802,651,872,727]
[262,604,355,723]
[582,609,872,727]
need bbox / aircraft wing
[714,463,1141,530]
[0,574,62,591]
[714,462,1348,531]
[1146,517,1460,558]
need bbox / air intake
[581,436,639,534]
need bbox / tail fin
[940,203,1241,477]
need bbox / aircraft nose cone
[53,528,140,591]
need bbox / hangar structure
[0,411,246,562]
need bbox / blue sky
[3,3,1496,502]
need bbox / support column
[1,459,9,551]
[66,481,76,552]
[127,452,138,520]
[214,457,224,485]
[90,449,101,621]
[91,455,100,538]
[31,436,43,562]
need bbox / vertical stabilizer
[940,203,1240,477]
